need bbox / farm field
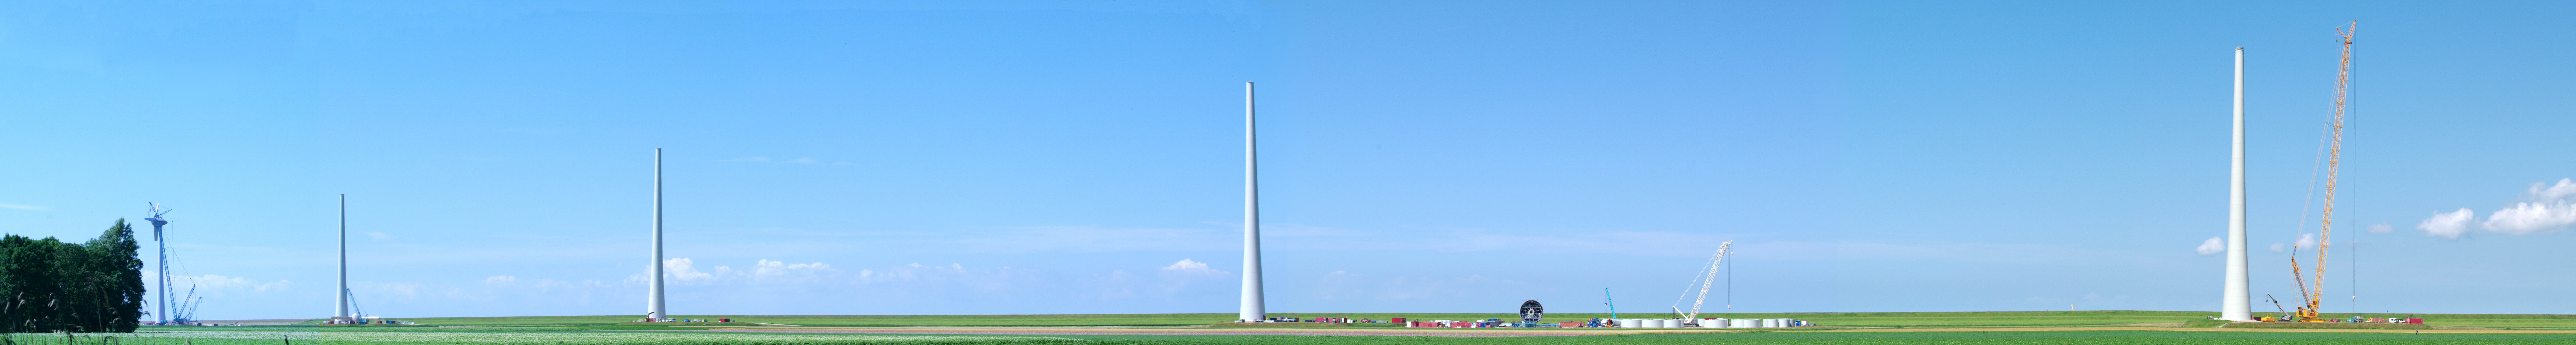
[375,310,2576,329]
[92,311,2575,345]
[39,328,2576,345]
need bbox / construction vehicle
[2289,21,2357,323]
[1671,241,1732,325]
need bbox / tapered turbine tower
[337,195,351,322]
[145,203,172,325]
[647,148,668,321]
[2219,47,2254,321]
[1238,82,1266,322]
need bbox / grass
[40,329,2576,345]
[388,314,1232,327]
[2219,321,2431,329]
[364,310,2576,329]
[1204,322,1401,328]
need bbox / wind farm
[7,2,2576,345]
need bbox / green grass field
[48,328,2576,345]
[372,310,2576,329]
[106,311,2568,345]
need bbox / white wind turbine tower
[145,203,173,325]
[1238,82,1265,322]
[647,148,668,321]
[337,195,351,322]
[2218,47,2254,322]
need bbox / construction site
[12,1,2567,343]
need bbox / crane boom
[2296,20,2356,322]
[1681,241,1732,321]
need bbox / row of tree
[0,220,147,333]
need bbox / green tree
[83,220,145,332]
[0,220,147,333]
[0,234,65,333]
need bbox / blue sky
[3,1,2573,320]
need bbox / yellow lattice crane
[2291,20,2356,322]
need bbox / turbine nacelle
[146,203,173,238]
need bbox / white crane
[1675,241,1732,323]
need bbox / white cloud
[0,203,51,211]
[364,231,393,241]
[634,258,843,286]
[1159,259,1227,275]
[748,259,832,277]
[2528,178,2576,201]
[483,275,517,285]
[2194,236,2224,255]
[715,259,836,283]
[2482,201,2576,234]
[2419,208,2474,240]
[2293,233,2316,250]
[2417,179,2576,239]
[2268,242,2286,253]
[2366,224,2392,233]
[663,258,715,281]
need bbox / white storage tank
[1703,318,1726,328]
[1618,319,1640,328]
[1653,319,1673,328]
